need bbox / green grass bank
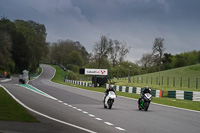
[114,64,200,92]
[0,87,38,122]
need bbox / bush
[67,71,78,80]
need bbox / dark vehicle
[138,93,152,111]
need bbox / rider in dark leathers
[138,86,151,104]
[104,85,116,102]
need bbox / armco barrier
[65,80,163,98]
[106,84,163,98]
[193,92,200,101]
[184,91,193,100]
[133,87,137,93]
[65,80,200,101]
[151,90,156,97]
[168,91,176,98]
[136,87,141,94]
[168,90,200,101]
[176,90,184,100]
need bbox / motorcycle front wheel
[138,99,142,110]
[144,102,150,111]
[108,99,113,109]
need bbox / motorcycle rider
[138,86,151,104]
[104,85,116,102]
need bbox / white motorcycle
[103,91,116,109]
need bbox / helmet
[109,85,114,91]
[145,86,149,90]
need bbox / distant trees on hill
[47,40,89,72]
[172,50,200,68]
[139,37,200,74]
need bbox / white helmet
[109,85,114,91]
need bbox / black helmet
[145,86,149,90]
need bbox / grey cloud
[1,0,200,63]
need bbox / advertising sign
[85,68,108,75]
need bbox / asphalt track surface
[1,64,200,133]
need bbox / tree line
[0,17,48,74]
[46,35,134,79]
[1,17,200,79]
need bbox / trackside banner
[85,69,108,75]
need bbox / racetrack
[1,64,200,133]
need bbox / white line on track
[77,109,82,111]
[115,127,126,131]
[64,103,68,105]
[68,105,72,107]
[73,107,77,109]
[95,118,102,121]
[88,114,95,117]
[104,122,114,126]
[83,111,88,114]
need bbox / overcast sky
[1,0,200,62]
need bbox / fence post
[162,77,163,86]
[167,77,169,87]
[173,77,175,87]
[142,76,143,84]
[151,77,152,85]
[137,77,139,83]
[188,78,190,88]
[156,77,157,85]
[146,77,148,84]
[196,78,198,89]
[180,77,182,87]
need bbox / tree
[152,38,165,64]
[14,20,48,71]
[0,31,13,71]
[93,35,130,68]
[172,54,186,68]
[93,35,111,68]
[48,40,89,69]
[198,50,200,63]
[67,51,83,66]
[162,53,173,70]
[0,18,31,72]
[109,40,130,68]
[118,42,130,63]
[139,52,154,70]
[183,50,198,65]
[73,41,89,66]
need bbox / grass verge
[0,87,38,122]
[50,64,200,112]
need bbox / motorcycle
[138,93,152,111]
[103,91,116,109]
